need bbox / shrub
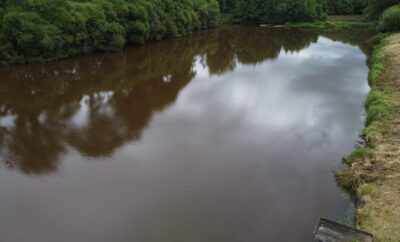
[367,33,389,45]
[365,0,399,21]
[378,5,400,32]
[1,11,64,62]
[233,0,326,24]
[0,0,221,65]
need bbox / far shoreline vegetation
[0,0,399,66]
[1,0,400,241]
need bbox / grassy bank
[336,34,400,241]
[290,15,400,240]
[286,15,373,30]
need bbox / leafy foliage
[218,0,236,13]
[324,0,368,15]
[365,0,399,20]
[378,5,400,32]
[0,0,220,65]
[232,0,326,24]
[1,0,398,66]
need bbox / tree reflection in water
[0,26,372,175]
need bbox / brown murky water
[0,26,372,242]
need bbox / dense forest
[0,0,399,65]
[0,0,220,65]
[218,0,400,22]
[217,0,368,20]
[232,0,326,24]
[324,0,367,15]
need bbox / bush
[378,5,400,32]
[1,11,64,63]
[365,0,399,20]
[365,0,400,20]
[0,0,221,65]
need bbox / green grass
[357,184,377,197]
[362,37,399,140]
[336,33,400,240]
[335,169,360,193]
[368,40,388,82]
[220,14,234,24]
[285,15,373,30]
[335,34,388,195]
[344,147,374,164]
[328,15,365,22]
[367,33,390,46]
[286,22,323,29]
[366,87,389,126]
[286,21,373,30]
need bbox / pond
[0,26,372,242]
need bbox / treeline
[1,0,399,66]
[366,0,400,32]
[325,0,400,18]
[217,0,400,31]
[216,0,365,21]
[324,0,368,15]
[224,0,327,24]
[0,0,220,65]
[365,0,400,20]
[217,0,369,23]
[219,0,369,19]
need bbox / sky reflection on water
[0,27,371,242]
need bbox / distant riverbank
[285,15,373,30]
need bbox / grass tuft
[335,169,360,193]
[357,184,377,197]
[344,147,374,164]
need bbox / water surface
[0,26,371,242]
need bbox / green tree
[365,0,399,20]
[1,11,63,62]
[378,5,400,32]
[324,0,368,15]
[233,0,325,24]
[218,0,236,13]
[0,0,221,65]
